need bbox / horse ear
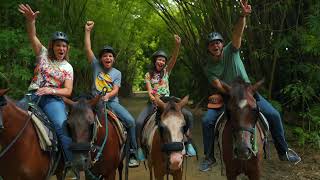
[62,97,76,106]
[0,88,10,96]
[154,95,166,111]
[252,79,265,92]
[88,95,101,107]
[178,95,189,109]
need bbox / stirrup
[287,148,301,165]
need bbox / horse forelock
[229,79,256,109]
[68,99,94,131]
[162,100,180,116]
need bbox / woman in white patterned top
[18,4,73,164]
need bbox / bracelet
[52,88,57,94]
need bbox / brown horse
[0,88,64,180]
[220,78,265,180]
[64,95,124,180]
[141,96,189,180]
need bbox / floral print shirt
[145,68,170,97]
[28,46,73,90]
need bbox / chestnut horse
[142,96,189,180]
[220,78,265,180]
[64,95,124,180]
[0,89,64,180]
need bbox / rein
[0,95,42,159]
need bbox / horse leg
[172,169,183,180]
[149,168,153,180]
[105,171,116,180]
[118,162,123,180]
[247,171,260,180]
[226,174,237,180]
[154,175,164,180]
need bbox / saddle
[214,110,270,159]
[141,112,157,157]
[28,103,58,152]
[91,109,127,158]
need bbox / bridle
[0,96,32,159]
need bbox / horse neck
[1,101,31,143]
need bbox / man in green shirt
[199,0,301,172]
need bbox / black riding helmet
[207,32,223,45]
[152,50,168,62]
[51,31,69,44]
[99,45,116,58]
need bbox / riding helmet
[99,45,116,58]
[207,32,223,45]
[152,50,168,62]
[51,31,69,44]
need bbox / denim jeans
[201,94,289,158]
[106,100,137,152]
[22,93,72,162]
[201,107,224,157]
[256,94,288,156]
[136,102,155,145]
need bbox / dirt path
[59,96,319,180]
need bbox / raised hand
[174,34,181,45]
[240,0,252,16]
[85,21,95,32]
[18,4,40,22]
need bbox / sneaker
[128,156,139,168]
[199,157,216,172]
[186,143,196,157]
[279,148,301,164]
[137,147,146,161]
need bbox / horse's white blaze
[239,99,248,109]
[163,115,184,142]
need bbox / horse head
[223,78,264,160]
[0,89,10,131]
[154,95,189,170]
[64,95,100,170]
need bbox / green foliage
[293,126,320,149]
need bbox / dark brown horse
[141,96,189,180]
[64,95,124,180]
[0,89,64,180]
[220,78,265,180]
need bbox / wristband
[52,88,57,94]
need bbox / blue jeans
[201,94,289,158]
[106,100,137,153]
[22,93,72,162]
[256,94,288,156]
[201,107,224,157]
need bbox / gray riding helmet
[51,31,69,44]
[152,50,168,62]
[207,32,223,45]
[99,45,116,58]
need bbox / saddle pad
[28,111,53,151]
[141,112,157,155]
[106,111,126,145]
[258,112,269,132]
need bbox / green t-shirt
[205,42,250,85]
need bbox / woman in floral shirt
[18,4,73,164]
[136,35,196,158]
